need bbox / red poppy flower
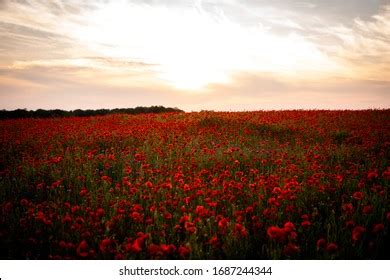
[126,238,143,253]
[195,205,208,217]
[147,244,162,257]
[283,243,300,256]
[301,214,309,220]
[209,236,220,248]
[101,175,111,182]
[342,203,354,214]
[326,243,338,254]
[372,223,384,234]
[288,231,298,241]
[301,220,311,229]
[61,214,72,224]
[345,220,355,229]
[178,245,190,259]
[284,222,295,233]
[185,222,196,234]
[96,208,105,218]
[35,211,46,223]
[352,191,364,200]
[352,225,366,242]
[59,240,67,249]
[76,240,89,258]
[115,253,124,260]
[336,175,343,183]
[316,238,326,250]
[245,206,254,214]
[71,205,80,213]
[161,244,176,255]
[218,217,228,232]
[383,168,390,180]
[367,171,378,180]
[99,238,111,253]
[362,205,373,215]
[164,212,173,220]
[234,223,248,237]
[79,188,88,197]
[20,199,29,207]
[267,226,286,242]
[130,211,143,222]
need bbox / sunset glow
[0,0,389,110]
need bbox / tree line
[0,106,184,119]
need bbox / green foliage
[332,130,350,144]
[0,106,184,119]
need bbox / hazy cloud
[0,0,389,110]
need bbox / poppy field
[0,110,389,259]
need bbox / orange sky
[0,0,389,111]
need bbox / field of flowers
[0,110,389,259]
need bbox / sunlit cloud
[312,5,390,81]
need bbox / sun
[159,65,230,90]
[69,1,340,90]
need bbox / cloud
[0,64,206,111]
[8,57,156,72]
[0,0,388,110]
[198,72,390,110]
[311,5,390,81]
[1,58,160,91]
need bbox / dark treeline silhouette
[0,106,184,119]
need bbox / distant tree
[0,106,184,119]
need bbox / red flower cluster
[0,110,389,259]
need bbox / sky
[0,0,389,111]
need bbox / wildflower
[130,211,143,222]
[301,220,311,229]
[99,238,111,253]
[126,237,144,254]
[362,205,373,215]
[61,214,72,224]
[96,208,105,218]
[164,212,172,220]
[209,236,220,248]
[267,226,286,242]
[345,220,355,229]
[352,191,364,200]
[342,203,354,214]
[195,205,208,217]
[234,223,248,237]
[161,244,176,255]
[352,226,366,242]
[101,175,111,182]
[178,245,190,259]
[367,170,378,180]
[316,238,327,250]
[35,211,46,223]
[372,223,384,234]
[283,222,295,233]
[79,188,88,197]
[20,199,29,207]
[76,240,89,258]
[185,222,196,234]
[382,168,390,180]
[148,244,163,258]
[288,231,298,241]
[283,243,300,256]
[326,243,338,254]
[218,217,228,232]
